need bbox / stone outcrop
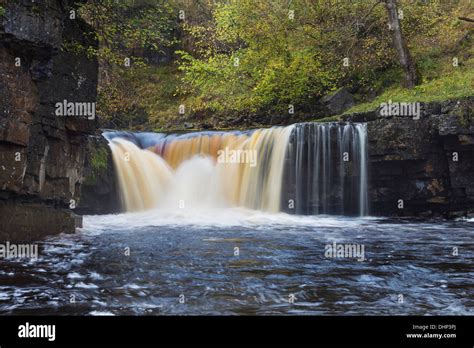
[0,0,99,241]
[76,135,120,215]
[94,97,474,219]
[361,97,474,218]
[320,87,355,116]
[279,97,474,218]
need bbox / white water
[82,208,374,235]
[106,123,369,216]
[290,123,369,216]
[108,126,295,213]
[357,124,369,216]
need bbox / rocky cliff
[0,0,100,240]
[2,0,469,229]
[344,97,474,218]
[92,97,474,219]
[75,135,120,215]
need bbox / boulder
[321,87,355,115]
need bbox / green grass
[140,59,474,126]
[110,47,474,128]
[91,147,108,172]
[346,58,474,114]
[84,147,109,185]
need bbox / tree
[384,0,421,88]
[74,0,178,128]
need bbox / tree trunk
[458,17,474,23]
[385,0,420,88]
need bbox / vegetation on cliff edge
[76,0,473,130]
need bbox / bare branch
[458,17,474,23]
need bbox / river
[0,209,472,315]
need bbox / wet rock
[0,203,77,242]
[342,111,377,122]
[361,96,474,218]
[76,136,121,215]
[0,0,99,241]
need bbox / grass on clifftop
[150,54,474,127]
[346,56,474,114]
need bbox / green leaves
[177,0,344,116]
[175,0,473,122]
[70,0,473,128]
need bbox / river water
[0,209,472,315]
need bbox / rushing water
[285,123,368,215]
[0,124,471,315]
[0,211,472,315]
[105,123,368,216]
[107,127,295,213]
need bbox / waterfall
[282,123,368,216]
[106,127,294,213]
[108,138,173,212]
[105,123,368,216]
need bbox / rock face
[80,97,474,220]
[0,0,99,241]
[76,135,121,215]
[320,87,355,116]
[365,97,474,218]
[279,97,474,218]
